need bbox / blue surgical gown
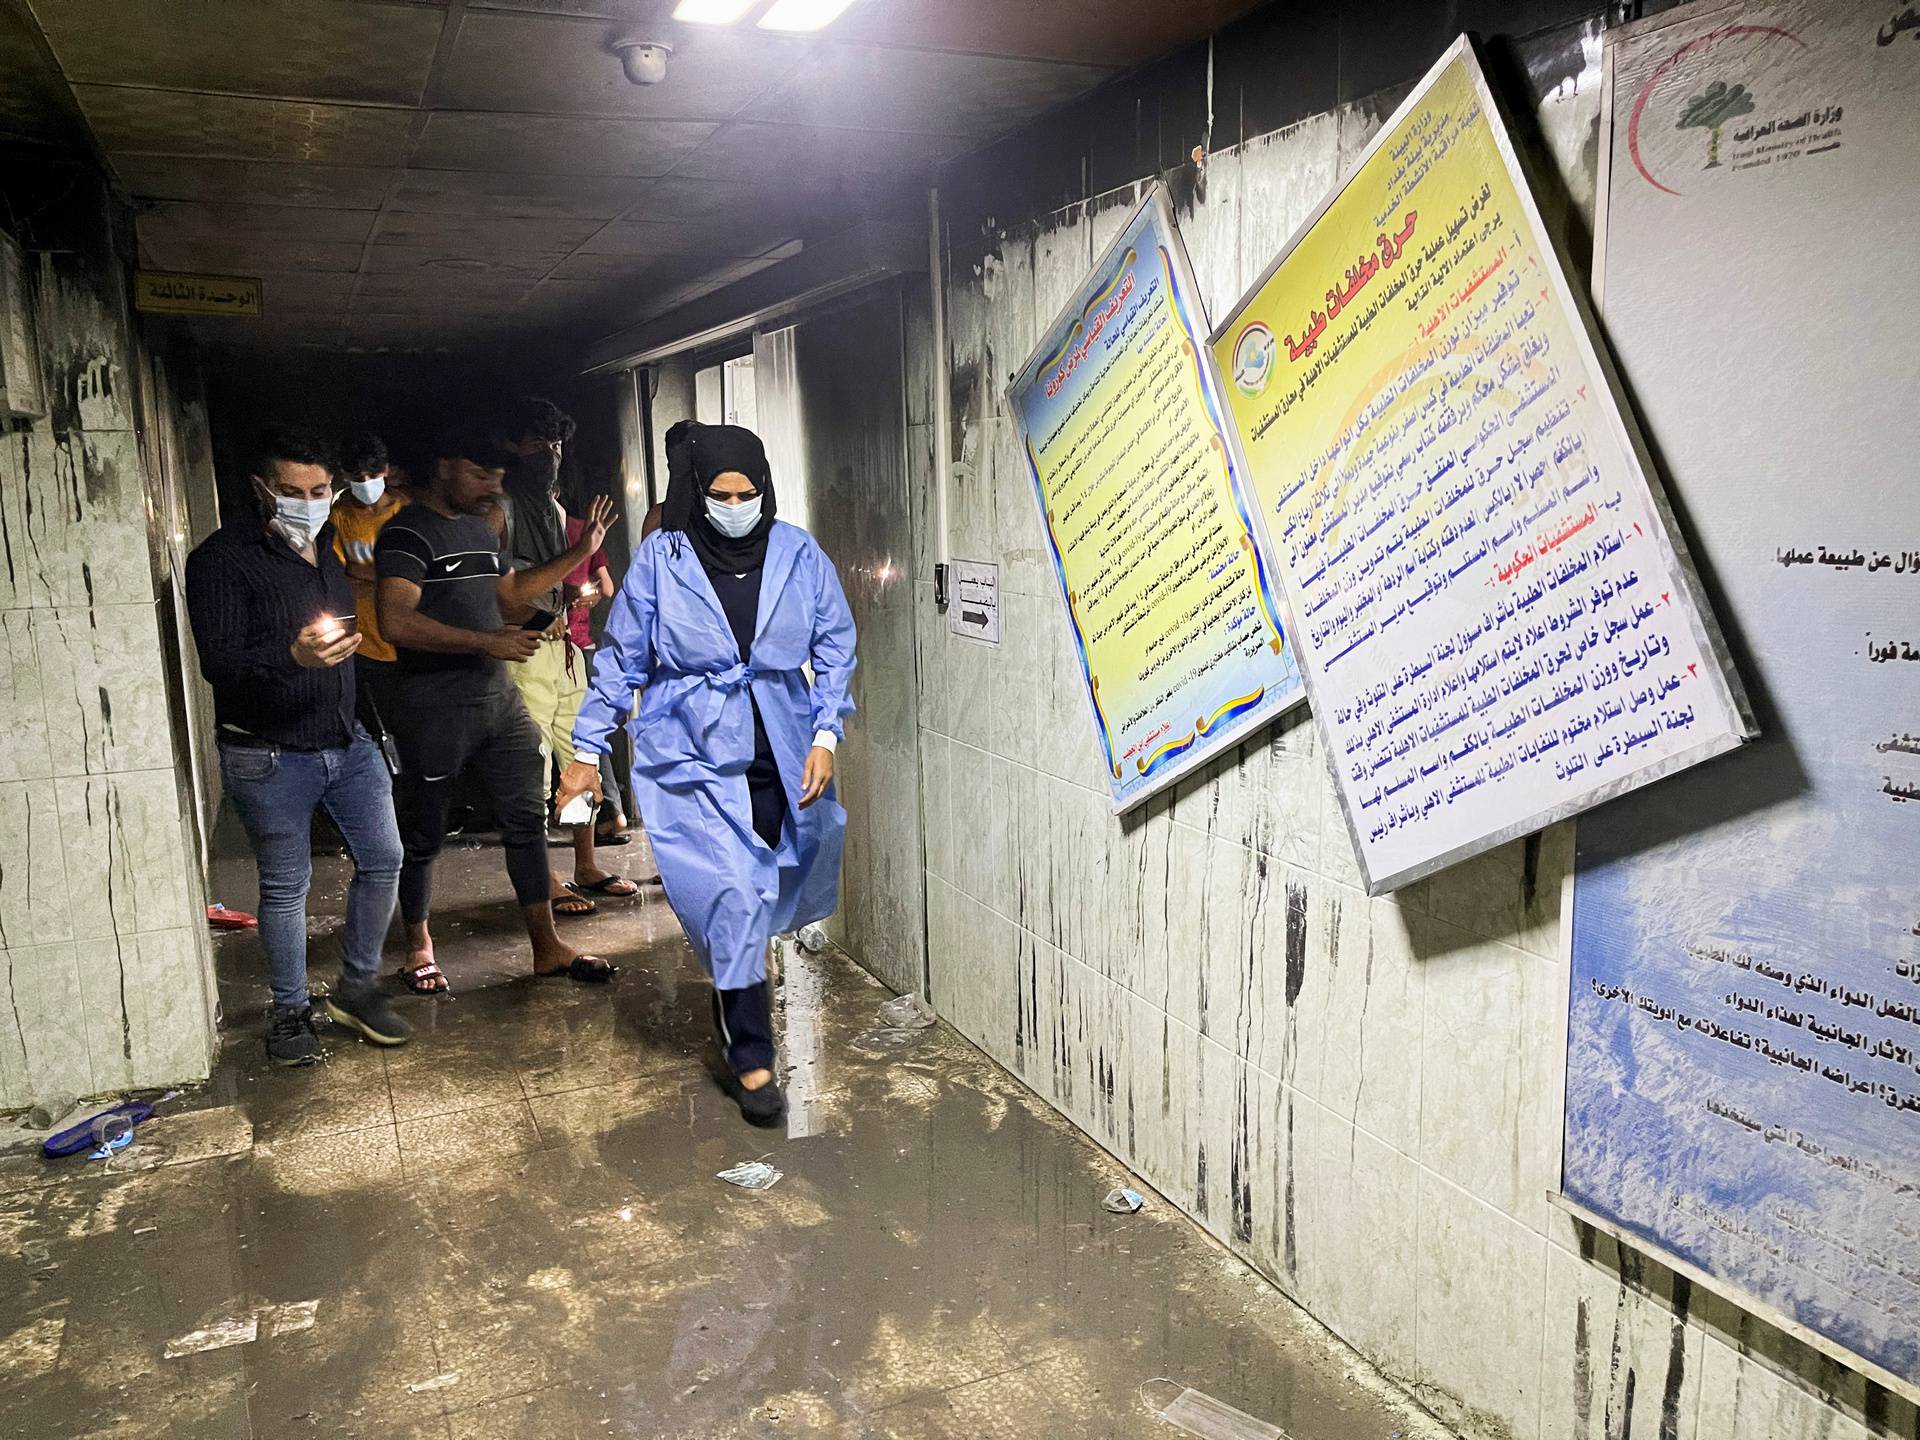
[573,521,857,989]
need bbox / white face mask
[349,474,385,505]
[266,491,335,548]
[706,494,762,539]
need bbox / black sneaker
[266,1005,321,1067]
[325,982,414,1048]
[725,1075,788,1129]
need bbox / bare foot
[532,938,580,976]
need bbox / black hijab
[661,420,778,573]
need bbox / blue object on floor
[42,1101,154,1159]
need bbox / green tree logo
[1678,80,1755,168]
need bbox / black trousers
[713,981,775,1074]
[355,656,402,741]
[391,687,550,923]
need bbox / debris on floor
[164,1315,258,1359]
[405,1372,462,1394]
[163,1300,320,1359]
[86,1112,135,1160]
[851,1025,929,1054]
[717,1159,783,1190]
[1145,1382,1286,1440]
[206,903,257,929]
[25,1096,78,1131]
[875,993,937,1029]
[1103,1187,1146,1214]
[795,923,830,953]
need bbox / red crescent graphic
[1627,24,1806,196]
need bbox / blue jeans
[219,733,403,1011]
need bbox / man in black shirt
[185,425,413,1066]
[375,426,618,989]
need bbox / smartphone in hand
[520,608,558,632]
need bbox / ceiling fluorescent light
[673,0,757,24]
[756,0,856,32]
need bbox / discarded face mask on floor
[1139,1380,1285,1440]
[716,1160,783,1190]
[851,992,939,1054]
[1102,1187,1146,1214]
[875,993,936,1029]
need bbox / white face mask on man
[705,493,762,538]
[349,474,385,505]
[260,485,336,548]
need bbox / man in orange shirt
[331,434,409,736]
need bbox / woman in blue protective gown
[555,422,856,1127]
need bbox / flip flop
[565,876,640,899]
[551,892,596,918]
[44,1101,154,1159]
[537,955,618,984]
[592,832,632,847]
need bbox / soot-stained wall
[0,156,220,1108]
[906,11,1917,1440]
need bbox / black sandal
[398,954,450,995]
[537,955,618,984]
[566,875,640,899]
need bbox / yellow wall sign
[1006,187,1304,812]
[134,270,262,317]
[1209,37,1749,893]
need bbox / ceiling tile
[541,250,706,284]
[840,0,1260,68]
[138,235,368,274]
[743,43,1110,139]
[578,216,792,260]
[436,12,807,122]
[358,245,561,281]
[345,315,502,348]
[410,112,715,177]
[113,156,395,209]
[252,271,359,307]
[0,0,87,148]
[669,121,969,187]
[74,87,416,165]
[386,169,648,220]
[32,0,445,105]
[465,1,650,16]
[138,202,377,247]
[370,211,603,252]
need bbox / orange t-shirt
[331,492,406,661]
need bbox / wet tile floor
[1,835,1448,1440]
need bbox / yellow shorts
[508,638,586,769]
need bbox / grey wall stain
[1283,880,1308,1007]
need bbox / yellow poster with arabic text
[1211,38,1748,893]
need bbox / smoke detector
[610,33,672,85]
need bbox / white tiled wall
[906,25,1914,1440]
[0,243,216,1109]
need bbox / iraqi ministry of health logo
[1231,321,1275,396]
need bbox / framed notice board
[1007,187,1304,812]
[1209,35,1752,894]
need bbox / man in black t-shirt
[374,426,619,991]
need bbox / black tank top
[705,563,778,781]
